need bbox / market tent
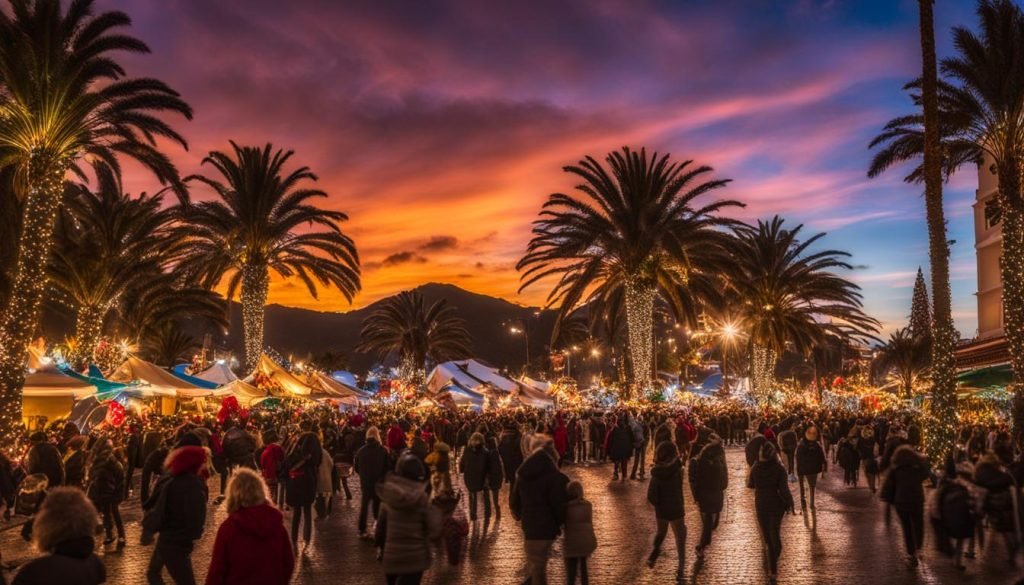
[194,362,239,385]
[215,379,269,406]
[514,382,554,408]
[519,376,551,393]
[109,356,210,398]
[245,354,314,396]
[436,381,484,410]
[171,364,221,389]
[308,371,371,404]
[22,367,98,427]
[427,359,518,395]
[330,371,359,388]
[957,364,1012,390]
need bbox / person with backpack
[689,434,727,557]
[836,434,860,487]
[145,434,209,585]
[777,428,798,482]
[795,426,827,510]
[880,444,931,567]
[934,457,978,572]
[747,442,793,584]
[85,438,126,548]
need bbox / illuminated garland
[909,267,931,338]
[751,344,776,403]
[0,150,68,450]
[1001,202,1024,444]
[624,278,654,397]
[241,264,269,372]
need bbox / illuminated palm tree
[49,167,176,366]
[0,0,191,439]
[872,328,931,398]
[357,291,472,380]
[517,147,741,391]
[176,143,360,370]
[728,217,879,399]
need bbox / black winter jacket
[648,459,685,521]
[747,458,793,515]
[879,445,930,511]
[509,450,569,540]
[497,429,523,482]
[795,439,826,476]
[354,439,390,493]
[689,442,728,513]
[459,445,489,492]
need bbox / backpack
[14,473,48,516]
[142,474,174,535]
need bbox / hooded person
[205,469,293,585]
[375,453,443,584]
[354,426,390,537]
[458,432,490,522]
[497,423,524,484]
[26,431,64,488]
[646,441,686,575]
[795,426,827,510]
[689,434,728,556]
[510,434,569,585]
[145,440,209,585]
[11,487,105,585]
[747,442,793,583]
[85,438,126,547]
[880,444,931,567]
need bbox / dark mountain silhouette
[218,283,558,374]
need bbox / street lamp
[720,322,739,394]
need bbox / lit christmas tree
[909,267,932,339]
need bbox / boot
[646,548,660,568]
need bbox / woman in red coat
[205,468,294,585]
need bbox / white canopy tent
[109,356,208,398]
[245,354,314,397]
[23,368,97,399]
[427,359,518,394]
[216,379,269,406]
[194,362,238,385]
[308,371,371,405]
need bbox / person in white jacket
[316,447,335,517]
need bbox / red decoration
[217,396,241,425]
[105,401,126,427]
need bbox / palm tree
[728,217,879,400]
[356,290,472,381]
[517,147,741,392]
[0,0,191,440]
[873,328,931,398]
[113,272,227,355]
[142,325,199,367]
[176,143,360,371]
[49,167,175,366]
[0,168,19,308]
[870,0,1024,447]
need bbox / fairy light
[241,265,270,372]
[999,207,1024,442]
[0,150,67,448]
[752,344,777,402]
[624,278,655,398]
[909,267,932,339]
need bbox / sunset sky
[111,0,983,336]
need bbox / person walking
[459,432,490,522]
[630,414,648,480]
[485,436,504,519]
[259,430,285,507]
[205,468,293,585]
[354,426,390,538]
[858,427,879,494]
[85,438,126,548]
[880,444,931,567]
[510,435,569,585]
[563,480,597,585]
[375,453,442,585]
[498,423,524,485]
[795,427,827,510]
[973,453,1020,567]
[285,426,322,551]
[607,416,633,482]
[146,436,209,585]
[26,432,64,488]
[646,441,686,575]
[777,427,798,482]
[689,434,727,557]
[11,487,105,585]
[747,442,793,584]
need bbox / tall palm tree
[0,0,191,440]
[870,0,1024,446]
[728,217,879,400]
[356,290,472,381]
[114,273,227,350]
[49,167,176,366]
[142,325,199,368]
[176,143,360,370]
[872,327,931,398]
[517,147,741,392]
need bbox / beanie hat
[396,452,427,481]
[176,431,202,448]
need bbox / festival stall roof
[436,381,484,410]
[23,368,97,399]
[216,379,268,406]
[514,382,554,408]
[194,362,238,386]
[957,364,1012,391]
[331,371,359,388]
[171,364,221,389]
[308,371,371,404]
[245,354,314,397]
[109,356,210,398]
[519,376,551,393]
[427,359,518,395]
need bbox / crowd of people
[0,399,1020,584]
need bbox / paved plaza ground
[3,446,1023,584]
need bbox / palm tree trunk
[996,157,1024,441]
[241,264,269,372]
[73,303,106,369]
[0,152,66,443]
[623,277,654,396]
[918,0,957,460]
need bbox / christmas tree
[909,267,932,339]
